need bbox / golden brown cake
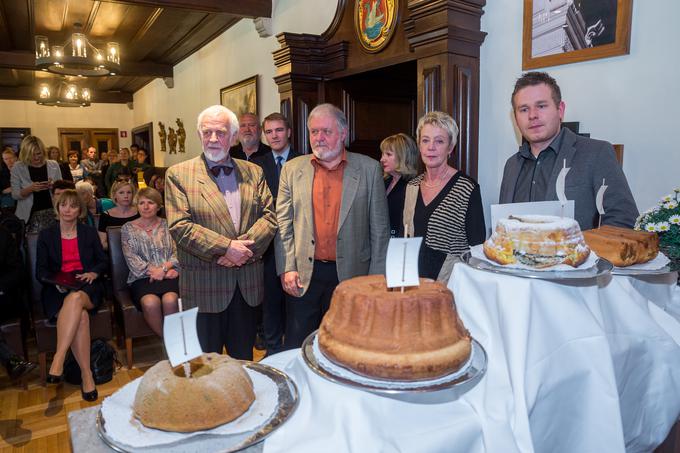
[483,215,590,268]
[318,275,471,381]
[583,225,659,267]
[133,353,255,432]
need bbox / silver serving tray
[461,250,613,280]
[96,361,299,453]
[610,264,674,276]
[302,330,487,404]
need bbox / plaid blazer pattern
[165,154,277,313]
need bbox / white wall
[479,0,680,224]
[0,100,134,149]
[133,0,339,168]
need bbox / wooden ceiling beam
[0,85,133,103]
[0,51,173,77]
[100,0,271,18]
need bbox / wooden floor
[0,337,265,452]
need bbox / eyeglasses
[201,129,229,140]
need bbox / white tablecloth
[261,266,680,453]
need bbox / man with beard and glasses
[275,103,389,349]
[229,112,270,161]
[165,105,277,360]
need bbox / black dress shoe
[46,372,64,384]
[7,357,38,381]
[81,386,98,402]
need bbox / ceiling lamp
[34,23,120,77]
[36,80,91,107]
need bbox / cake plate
[96,361,299,453]
[301,330,487,404]
[610,252,673,276]
[461,250,613,280]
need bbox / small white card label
[385,237,423,288]
[163,307,203,367]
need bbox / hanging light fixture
[34,23,121,77]
[36,79,91,107]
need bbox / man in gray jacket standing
[499,71,638,230]
[275,103,389,349]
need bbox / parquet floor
[0,336,265,452]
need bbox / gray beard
[204,148,228,162]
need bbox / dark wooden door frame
[272,0,487,178]
[131,122,154,166]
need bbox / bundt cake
[318,275,471,381]
[483,214,590,268]
[133,353,255,432]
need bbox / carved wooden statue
[176,118,186,153]
[167,127,177,154]
[158,121,167,152]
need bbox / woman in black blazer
[379,133,420,237]
[36,189,108,401]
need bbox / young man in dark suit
[252,113,300,355]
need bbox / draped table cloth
[262,265,680,453]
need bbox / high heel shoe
[46,373,63,384]
[81,385,98,402]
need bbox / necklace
[422,168,452,188]
[136,219,158,232]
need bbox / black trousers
[262,248,286,353]
[283,261,339,350]
[196,285,258,360]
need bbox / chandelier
[34,23,121,77]
[36,80,91,107]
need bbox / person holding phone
[11,135,62,233]
[36,189,107,401]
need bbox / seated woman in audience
[67,150,84,183]
[36,189,107,401]
[121,187,179,337]
[47,146,73,182]
[403,111,486,282]
[380,133,420,237]
[11,136,62,233]
[98,180,139,250]
[75,180,114,227]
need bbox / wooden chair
[106,226,155,369]
[25,232,113,384]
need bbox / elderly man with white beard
[275,103,389,349]
[165,105,276,360]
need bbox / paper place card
[385,237,423,288]
[491,200,575,230]
[163,307,202,367]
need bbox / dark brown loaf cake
[583,225,659,267]
[318,275,471,381]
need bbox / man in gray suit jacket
[275,104,389,349]
[499,72,638,230]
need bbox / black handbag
[63,338,119,385]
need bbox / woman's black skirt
[129,277,179,311]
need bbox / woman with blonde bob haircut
[97,180,139,250]
[36,189,107,401]
[402,111,485,282]
[121,187,179,337]
[379,133,420,237]
[11,135,63,232]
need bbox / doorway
[131,123,154,166]
[58,128,119,160]
[324,61,417,162]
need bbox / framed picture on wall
[522,0,633,70]
[220,75,258,117]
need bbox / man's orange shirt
[311,151,347,261]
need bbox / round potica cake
[318,275,471,381]
[133,353,255,432]
[483,214,590,268]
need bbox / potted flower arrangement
[635,188,680,272]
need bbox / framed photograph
[354,0,399,53]
[220,75,258,117]
[522,0,633,70]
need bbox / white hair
[196,105,238,136]
[75,180,94,196]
